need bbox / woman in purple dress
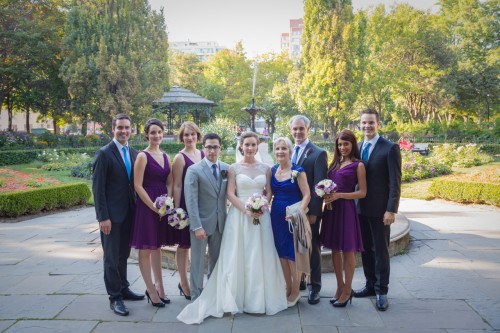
[131,118,173,307]
[270,137,310,307]
[320,129,367,308]
[171,121,204,300]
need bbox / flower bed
[0,169,62,192]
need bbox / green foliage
[201,118,237,150]
[430,179,500,206]
[71,161,93,179]
[401,150,451,183]
[430,143,494,167]
[41,152,92,171]
[480,144,500,156]
[0,183,91,217]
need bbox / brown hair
[178,121,202,143]
[238,131,259,155]
[144,118,164,140]
[112,114,131,127]
[360,108,380,122]
[327,129,361,174]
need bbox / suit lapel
[201,160,220,192]
[369,138,383,161]
[298,143,313,166]
[110,142,128,177]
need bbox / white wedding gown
[177,163,287,324]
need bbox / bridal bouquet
[314,179,337,210]
[154,194,174,218]
[245,193,269,225]
[167,207,189,229]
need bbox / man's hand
[195,228,207,241]
[383,211,396,226]
[99,220,112,235]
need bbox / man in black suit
[289,115,328,304]
[354,108,402,311]
[92,114,144,316]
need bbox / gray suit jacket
[184,159,229,236]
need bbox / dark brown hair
[144,118,164,140]
[360,108,380,122]
[327,129,361,174]
[112,113,131,127]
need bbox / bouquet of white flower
[167,208,189,229]
[153,194,174,218]
[245,193,270,225]
[314,179,337,210]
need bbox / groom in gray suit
[184,133,229,301]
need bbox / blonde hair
[273,137,293,156]
[178,121,202,143]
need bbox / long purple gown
[320,161,364,252]
[130,151,170,249]
[164,150,204,248]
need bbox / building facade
[281,18,304,61]
[170,41,226,61]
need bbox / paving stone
[377,299,491,330]
[0,320,15,332]
[92,322,200,333]
[57,294,156,322]
[303,326,340,333]
[4,320,98,333]
[232,310,302,333]
[466,298,500,330]
[0,295,76,319]
[5,275,75,294]
[338,328,445,333]
[298,298,350,326]
[398,277,486,300]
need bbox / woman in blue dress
[270,137,310,307]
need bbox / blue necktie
[122,146,131,180]
[292,146,300,164]
[362,142,372,161]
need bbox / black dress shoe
[122,288,145,301]
[376,294,389,311]
[299,280,307,291]
[110,299,129,316]
[353,287,376,298]
[308,290,320,304]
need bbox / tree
[301,0,361,135]
[61,0,169,134]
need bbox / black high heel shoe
[178,283,192,300]
[145,290,165,307]
[329,297,338,304]
[157,291,170,304]
[332,291,353,308]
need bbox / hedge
[429,179,500,207]
[0,143,203,166]
[0,183,91,217]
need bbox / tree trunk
[26,107,31,133]
[81,113,88,135]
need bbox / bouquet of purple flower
[153,194,174,218]
[167,208,189,229]
[245,193,270,225]
[314,179,337,210]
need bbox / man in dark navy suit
[92,114,144,316]
[289,115,328,304]
[354,108,402,311]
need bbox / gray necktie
[212,164,218,180]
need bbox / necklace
[277,164,291,175]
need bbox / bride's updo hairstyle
[144,118,164,140]
[238,131,259,155]
[273,137,293,158]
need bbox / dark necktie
[122,146,131,180]
[212,164,218,180]
[292,146,300,164]
[362,142,372,161]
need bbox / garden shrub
[202,118,237,150]
[430,179,500,206]
[71,161,93,179]
[0,183,91,217]
[430,143,493,168]
[401,150,451,182]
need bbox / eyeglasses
[204,145,220,150]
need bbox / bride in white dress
[177,131,287,324]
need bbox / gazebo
[153,86,217,134]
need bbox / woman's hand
[246,209,263,219]
[324,192,343,203]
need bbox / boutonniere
[303,148,312,160]
[291,170,301,183]
[220,170,228,179]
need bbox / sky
[149,0,440,58]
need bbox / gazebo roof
[154,86,216,106]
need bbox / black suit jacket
[358,137,402,218]
[297,141,328,217]
[92,141,138,224]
